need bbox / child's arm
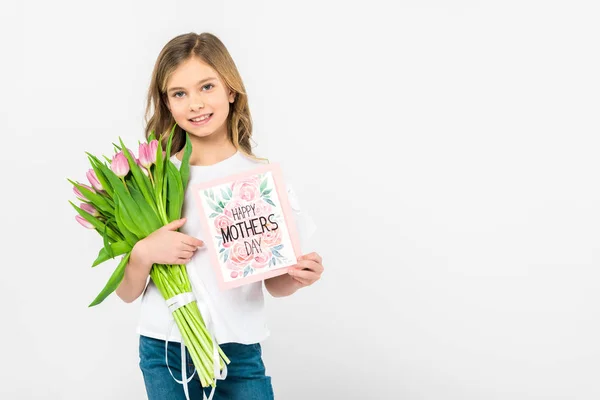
[115,218,204,303]
[115,242,153,303]
[264,252,324,297]
[264,273,302,297]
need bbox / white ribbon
[165,290,227,400]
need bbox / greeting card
[190,163,301,290]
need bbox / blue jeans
[139,335,274,400]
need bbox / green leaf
[118,137,158,217]
[114,197,139,246]
[129,185,162,232]
[69,201,120,242]
[209,212,219,218]
[148,130,157,143]
[260,179,267,193]
[102,221,113,259]
[155,134,164,185]
[88,252,131,307]
[92,241,133,267]
[117,195,145,238]
[206,196,223,213]
[264,198,276,207]
[165,124,176,161]
[161,125,177,212]
[98,162,150,236]
[86,153,115,199]
[68,179,114,215]
[221,188,231,200]
[261,189,272,196]
[166,162,184,222]
[179,132,193,192]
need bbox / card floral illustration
[191,163,301,290]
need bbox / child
[115,32,324,400]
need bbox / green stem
[120,177,130,194]
[181,306,215,363]
[186,303,230,365]
[149,263,227,387]
[175,310,212,387]
[148,170,155,187]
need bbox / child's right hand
[133,217,204,267]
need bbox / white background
[1,1,600,399]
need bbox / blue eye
[172,83,214,98]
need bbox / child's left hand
[287,252,324,287]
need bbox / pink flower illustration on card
[231,177,261,202]
[227,241,254,270]
[261,224,282,247]
[254,199,273,217]
[214,214,233,231]
[252,250,272,269]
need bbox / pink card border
[190,162,301,290]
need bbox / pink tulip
[111,152,130,177]
[73,184,95,200]
[75,215,94,229]
[138,143,152,168]
[86,169,103,191]
[125,148,142,169]
[149,140,158,163]
[136,158,150,176]
[80,203,99,217]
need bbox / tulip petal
[75,215,94,229]
[86,169,103,191]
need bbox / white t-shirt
[136,150,316,344]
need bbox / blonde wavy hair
[144,32,267,163]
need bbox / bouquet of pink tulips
[69,125,229,389]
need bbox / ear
[228,90,236,103]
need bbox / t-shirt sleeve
[284,182,317,253]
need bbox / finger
[179,249,195,257]
[176,255,193,264]
[178,241,199,252]
[299,252,322,264]
[288,267,320,281]
[296,260,323,273]
[180,234,204,248]
[163,218,186,231]
[289,273,315,286]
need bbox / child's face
[165,57,235,140]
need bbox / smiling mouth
[189,113,213,122]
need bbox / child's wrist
[131,240,152,272]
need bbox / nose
[189,93,204,111]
